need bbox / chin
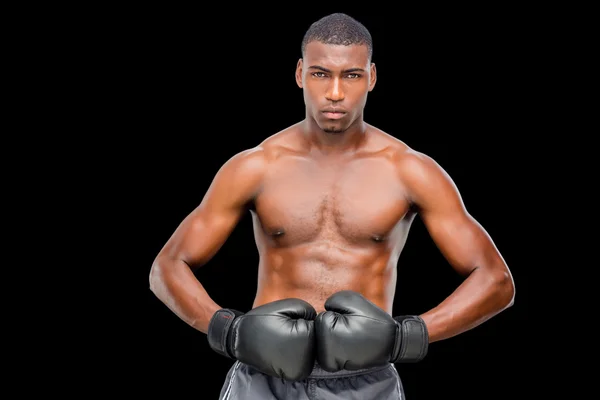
[311,112,350,133]
[323,127,345,134]
[319,121,346,134]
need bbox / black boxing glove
[315,290,428,372]
[207,298,317,381]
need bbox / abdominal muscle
[252,241,397,314]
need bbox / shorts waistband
[307,362,391,379]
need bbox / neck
[301,116,367,155]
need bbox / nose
[325,77,344,102]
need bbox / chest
[253,157,410,242]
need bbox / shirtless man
[149,12,515,400]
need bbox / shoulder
[222,123,301,169]
[214,124,303,191]
[363,126,433,172]
[219,146,268,180]
[366,127,456,205]
[394,147,445,182]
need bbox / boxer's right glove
[207,298,317,381]
[315,290,428,372]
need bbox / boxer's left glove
[207,298,317,381]
[315,290,428,372]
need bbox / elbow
[149,254,189,295]
[149,262,158,293]
[495,269,515,310]
[149,258,165,294]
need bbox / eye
[312,72,327,78]
[346,73,360,79]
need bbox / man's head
[296,13,376,134]
[300,13,373,62]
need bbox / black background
[92,8,540,400]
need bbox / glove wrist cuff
[392,315,429,363]
[207,308,244,359]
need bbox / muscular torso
[250,126,415,313]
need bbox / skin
[149,41,515,343]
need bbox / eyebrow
[308,65,366,73]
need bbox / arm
[149,147,267,334]
[400,150,515,343]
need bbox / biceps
[422,211,494,275]
[162,206,244,268]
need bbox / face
[295,41,376,134]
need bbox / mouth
[321,110,347,120]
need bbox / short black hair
[301,13,373,61]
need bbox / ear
[368,62,377,92]
[295,58,303,88]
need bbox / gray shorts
[218,361,405,399]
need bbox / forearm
[149,257,221,334]
[420,267,514,342]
